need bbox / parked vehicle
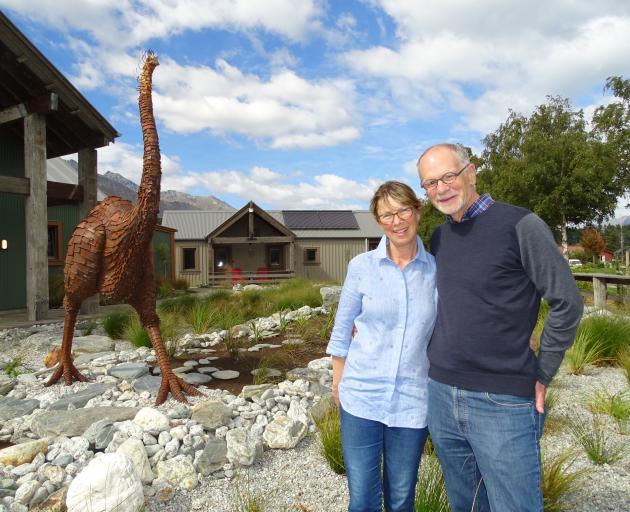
[568,258,583,267]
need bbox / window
[48,221,63,265]
[182,247,198,271]
[304,247,320,265]
[267,246,282,267]
[214,247,231,272]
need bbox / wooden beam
[47,180,83,203]
[0,92,58,126]
[0,175,29,194]
[212,236,293,244]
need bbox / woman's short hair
[370,181,422,218]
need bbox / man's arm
[516,214,584,389]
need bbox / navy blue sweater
[428,202,583,397]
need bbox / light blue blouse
[326,235,437,428]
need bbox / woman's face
[376,197,420,249]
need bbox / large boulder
[263,416,307,449]
[117,438,154,484]
[0,438,50,466]
[31,407,138,438]
[320,286,341,309]
[225,428,263,466]
[191,400,232,429]
[0,396,40,422]
[156,455,198,490]
[51,335,114,354]
[48,383,115,410]
[196,437,227,476]
[66,453,144,512]
[133,407,170,434]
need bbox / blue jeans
[340,406,428,512]
[427,379,545,512]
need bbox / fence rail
[572,272,630,308]
[207,269,296,287]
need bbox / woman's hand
[331,356,346,408]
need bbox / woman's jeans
[340,406,428,512]
[427,379,545,512]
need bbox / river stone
[30,486,67,512]
[52,335,114,354]
[0,396,40,421]
[14,480,39,505]
[282,337,305,346]
[82,419,116,450]
[197,367,219,374]
[180,373,212,385]
[262,416,307,449]
[0,376,15,396]
[320,286,342,309]
[308,393,336,424]
[133,407,170,434]
[225,428,263,466]
[31,407,138,438]
[191,400,232,429]
[116,438,154,484]
[196,437,227,476]
[48,383,115,411]
[66,453,143,512]
[132,374,162,395]
[107,362,149,380]
[250,368,282,377]
[156,455,198,490]
[285,367,320,382]
[73,351,116,365]
[211,370,239,380]
[239,384,275,400]
[0,439,50,466]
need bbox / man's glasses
[378,206,414,225]
[421,163,469,190]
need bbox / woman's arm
[331,356,345,407]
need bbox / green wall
[0,193,26,310]
[153,230,173,280]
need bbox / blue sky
[2,1,630,217]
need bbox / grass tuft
[568,415,626,465]
[102,311,132,339]
[123,314,151,348]
[617,346,630,385]
[564,323,604,375]
[541,449,585,512]
[414,454,450,512]
[314,407,345,475]
[585,388,630,434]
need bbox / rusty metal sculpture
[46,52,202,405]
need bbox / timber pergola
[206,201,296,285]
[0,12,119,320]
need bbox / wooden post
[208,242,214,286]
[288,242,295,274]
[24,113,49,321]
[78,148,99,314]
[593,276,607,309]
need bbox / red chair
[230,268,243,282]
[256,266,269,281]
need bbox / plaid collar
[447,193,495,223]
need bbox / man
[416,143,583,512]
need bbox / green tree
[417,201,445,251]
[478,93,626,257]
[581,227,605,263]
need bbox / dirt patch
[0,441,12,450]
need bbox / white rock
[66,453,144,512]
[156,455,198,490]
[133,407,170,433]
[225,428,263,466]
[287,401,309,427]
[116,438,154,484]
[262,416,307,449]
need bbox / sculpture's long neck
[133,60,161,243]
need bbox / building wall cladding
[0,192,26,309]
[294,238,366,282]
[175,240,208,288]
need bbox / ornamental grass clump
[568,415,626,465]
[102,311,133,339]
[314,407,345,475]
[580,315,630,363]
[414,454,450,512]
[541,449,585,512]
[585,388,630,434]
[618,346,630,384]
[186,300,215,334]
[123,313,151,348]
[564,323,604,375]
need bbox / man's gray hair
[417,143,470,168]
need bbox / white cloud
[343,2,630,135]
[151,57,359,148]
[98,142,183,185]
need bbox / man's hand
[535,381,546,414]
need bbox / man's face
[418,147,478,222]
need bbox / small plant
[4,357,22,378]
[158,310,182,356]
[250,321,263,344]
[541,449,585,512]
[414,454,450,512]
[231,474,266,512]
[277,310,290,334]
[172,278,189,290]
[186,301,214,334]
[568,416,626,465]
[585,388,630,434]
[564,324,604,375]
[319,305,337,341]
[294,314,308,330]
[224,333,244,361]
[314,407,345,475]
[102,311,132,339]
[48,273,65,309]
[618,346,630,384]
[545,387,559,414]
[123,314,151,348]
[252,356,283,385]
[80,320,97,336]
[581,315,630,363]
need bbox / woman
[327,181,437,512]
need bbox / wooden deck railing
[207,269,296,287]
[572,272,630,309]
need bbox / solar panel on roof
[282,211,359,230]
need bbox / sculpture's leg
[46,298,88,386]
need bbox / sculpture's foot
[155,372,204,406]
[45,359,88,387]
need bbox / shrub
[4,357,22,378]
[79,320,97,336]
[102,311,132,339]
[415,454,450,512]
[568,416,626,465]
[314,407,345,475]
[541,449,584,512]
[172,278,189,290]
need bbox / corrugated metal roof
[47,157,107,201]
[271,211,381,239]
[161,210,234,240]
[282,210,359,230]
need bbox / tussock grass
[414,454,450,512]
[186,301,215,334]
[121,311,182,350]
[545,388,559,414]
[541,449,585,512]
[314,407,345,475]
[102,311,133,339]
[568,416,626,465]
[585,388,630,434]
[580,315,630,364]
[618,346,630,384]
[123,314,151,348]
[564,323,605,375]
